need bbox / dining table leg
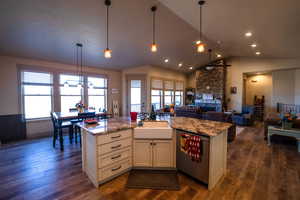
[59,128,64,151]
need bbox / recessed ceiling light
[245,32,252,37]
[251,43,257,48]
[216,54,222,58]
[256,51,261,55]
[189,66,193,70]
[178,63,183,67]
[164,59,169,63]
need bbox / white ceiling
[0,0,299,72]
[159,0,300,59]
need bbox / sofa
[175,106,236,142]
[232,105,255,126]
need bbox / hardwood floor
[0,125,299,200]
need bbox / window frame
[18,65,110,121]
[151,89,163,111]
[150,78,185,109]
[59,73,84,113]
[20,70,54,120]
[87,76,108,112]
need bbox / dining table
[52,111,112,150]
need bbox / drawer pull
[111,154,121,160]
[111,144,121,149]
[111,135,121,139]
[111,165,122,171]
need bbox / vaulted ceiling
[0,0,299,71]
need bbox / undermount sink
[134,121,173,139]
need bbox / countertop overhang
[78,116,232,137]
[170,117,232,137]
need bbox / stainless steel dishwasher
[176,130,210,184]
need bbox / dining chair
[50,112,74,151]
[75,112,97,146]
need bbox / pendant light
[197,1,205,53]
[150,6,157,52]
[104,0,112,58]
[76,43,83,88]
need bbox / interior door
[127,75,146,114]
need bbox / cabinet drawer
[98,147,131,168]
[98,138,132,155]
[97,129,132,145]
[99,159,131,181]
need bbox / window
[151,90,162,110]
[59,74,82,113]
[175,91,183,106]
[88,77,107,112]
[130,80,141,112]
[164,90,174,106]
[21,71,53,119]
[175,81,184,106]
[151,79,184,108]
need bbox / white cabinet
[153,140,173,167]
[81,129,133,187]
[133,139,175,168]
[133,140,153,167]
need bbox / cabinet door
[133,140,152,167]
[153,140,173,168]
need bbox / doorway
[126,75,147,114]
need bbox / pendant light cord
[80,45,83,83]
[199,4,202,41]
[106,4,109,49]
[153,9,155,44]
[76,44,79,77]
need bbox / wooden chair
[74,112,97,146]
[50,112,74,151]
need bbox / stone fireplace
[195,66,226,111]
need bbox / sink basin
[134,121,173,139]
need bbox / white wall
[226,57,300,112]
[246,74,273,114]
[295,69,300,104]
[0,56,122,138]
[272,70,295,106]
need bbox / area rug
[126,169,180,190]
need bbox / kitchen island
[79,117,232,189]
[170,117,232,189]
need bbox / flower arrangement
[75,101,85,113]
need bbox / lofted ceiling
[159,0,300,59]
[0,0,299,72]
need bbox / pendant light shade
[104,48,112,58]
[197,1,205,53]
[104,0,112,58]
[151,6,157,52]
[197,42,205,53]
[151,43,157,52]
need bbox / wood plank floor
[0,124,299,200]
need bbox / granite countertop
[78,116,232,137]
[78,117,137,135]
[170,117,232,137]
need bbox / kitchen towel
[180,134,201,162]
